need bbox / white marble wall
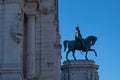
[0,0,61,80]
[0,0,23,80]
[37,0,61,80]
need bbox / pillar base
[61,60,99,80]
[0,64,23,80]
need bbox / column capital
[24,2,37,15]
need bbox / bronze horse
[63,36,97,60]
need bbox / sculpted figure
[75,25,85,49]
[63,25,97,60]
[10,13,23,44]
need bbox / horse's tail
[63,40,69,51]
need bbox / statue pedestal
[61,60,99,80]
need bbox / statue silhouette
[75,25,85,49]
[64,36,97,60]
[63,25,98,60]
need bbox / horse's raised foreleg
[72,50,76,60]
[85,51,88,60]
[66,50,71,61]
[89,49,97,57]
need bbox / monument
[63,26,97,60]
[62,26,99,80]
[0,0,61,80]
[0,0,100,80]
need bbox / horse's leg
[66,50,71,61]
[89,49,97,57]
[72,50,76,60]
[79,50,83,55]
[85,51,88,60]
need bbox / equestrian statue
[63,25,97,60]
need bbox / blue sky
[59,0,120,80]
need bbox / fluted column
[26,14,36,78]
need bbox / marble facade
[0,0,61,80]
[0,1,100,80]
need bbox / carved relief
[10,12,23,44]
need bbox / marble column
[61,60,99,80]
[26,14,36,78]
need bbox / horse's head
[85,36,97,46]
[91,36,97,45]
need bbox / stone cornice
[62,60,99,70]
[0,64,22,73]
[26,0,38,1]
[0,0,20,4]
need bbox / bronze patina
[63,25,97,60]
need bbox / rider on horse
[75,25,85,49]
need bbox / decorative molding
[24,2,37,14]
[40,8,55,15]
[0,64,23,80]
[0,0,20,4]
[26,0,38,1]
[0,64,22,73]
